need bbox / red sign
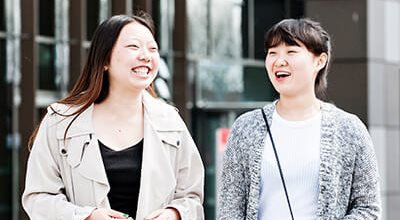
[216,128,230,153]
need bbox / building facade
[0,0,398,219]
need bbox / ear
[104,66,108,71]
[315,52,328,71]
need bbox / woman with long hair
[22,13,204,220]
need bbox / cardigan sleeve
[217,117,248,220]
[342,116,381,220]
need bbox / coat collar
[53,91,184,139]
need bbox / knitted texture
[217,102,381,220]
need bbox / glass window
[187,0,209,56]
[196,61,277,102]
[39,0,55,36]
[38,43,56,90]
[210,0,242,58]
[86,0,100,40]
[152,0,161,44]
[254,0,285,59]
[243,66,278,101]
[0,0,4,31]
[242,0,304,59]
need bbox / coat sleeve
[22,112,96,220]
[217,118,247,220]
[165,120,205,220]
[342,116,381,220]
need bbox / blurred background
[0,0,399,219]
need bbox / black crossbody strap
[260,108,295,220]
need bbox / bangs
[264,25,300,51]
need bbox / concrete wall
[306,0,400,219]
[368,0,400,219]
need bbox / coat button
[176,140,180,146]
[60,148,67,155]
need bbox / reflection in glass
[196,60,278,102]
[38,43,56,90]
[210,0,242,58]
[39,0,55,36]
[86,0,99,40]
[197,60,243,102]
[187,0,208,56]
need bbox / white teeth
[276,71,290,77]
[132,67,150,76]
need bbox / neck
[276,94,321,121]
[99,90,144,118]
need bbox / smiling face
[265,41,326,99]
[107,21,160,94]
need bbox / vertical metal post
[248,0,254,59]
[5,0,21,219]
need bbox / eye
[149,46,159,52]
[127,44,140,49]
[267,51,276,56]
[288,50,297,54]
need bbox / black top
[99,139,143,218]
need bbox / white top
[258,109,321,220]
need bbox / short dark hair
[264,18,332,99]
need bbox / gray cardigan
[217,102,381,220]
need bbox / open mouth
[275,71,291,79]
[131,66,151,77]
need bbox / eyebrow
[124,37,157,44]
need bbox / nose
[274,56,287,67]
[138,48,151,62]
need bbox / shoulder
[47,102,81,117]
[228,103,274,144]
[230,109,260,134]
[323,102,366,128]
[43,103,90,134]
[231,102,274,132]
[322,102,370,144]
[143,92,180,116]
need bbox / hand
[86,208,130,220]
[144,208,181,220]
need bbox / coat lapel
[136,92,184,219]
[53,103,110,207]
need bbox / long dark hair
[264,18,332,100]
[28,12,157,149]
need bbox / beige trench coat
[22,92,205,220]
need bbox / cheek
[265,60,274,76]
[152,53,160,64]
